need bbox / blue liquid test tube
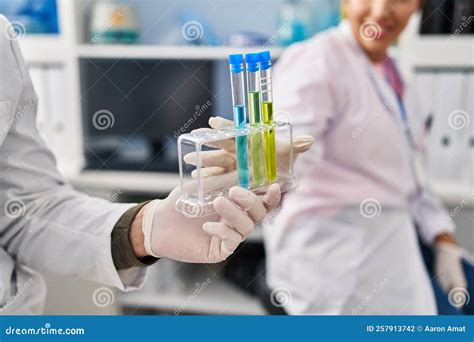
[228,54,250,189]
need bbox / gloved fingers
[209,116,233,129]
[220,240,235,259]
[276,135,314,158]
[191,166,226,179]
[208,138,236,153]
[262,183,282,212]
[213,196,254,238]
[208,117,314,156]
[228,186,267,223]
[191,127,212,134]
[203,221,242,253]
[184,150,236,170]
[198,170,239,194]
[434,242,468,292]
[293,135,315,154]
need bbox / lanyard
[392,85,416,150]
[367,63,416,151]
[366,62,425,192]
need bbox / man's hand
[128,116,312,263]
[130,183,281,263]
[434,233,467,293]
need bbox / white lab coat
[0,15,146,314]
[264,22,455,314]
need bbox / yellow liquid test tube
[261,101,277,182]
[259,51,277,182]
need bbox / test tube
[228,54,250,189]
[259,51,277,182]
[245,53,265,188]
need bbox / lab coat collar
[339,20,360,53]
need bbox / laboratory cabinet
[417,69,474,188]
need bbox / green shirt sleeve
[111,201,159,270]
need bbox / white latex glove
[434,242,467,293]
[141,182,281,263]
[186,116,314,178]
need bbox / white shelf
[19,35,68,64]
[118,279,265,315]
[67,171,473,209]
[67,170,180,194]
[77,44,284,60]
[400,36,474,68]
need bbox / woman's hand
[184,116,314,178]
[433,233,467,293]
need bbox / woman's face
[344,0,419,61]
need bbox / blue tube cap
[258,51,272,70]
[245,53,260,72]
[229,54,244,73]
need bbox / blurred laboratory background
[0,0,472,315]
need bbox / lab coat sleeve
[409,188,455,244]
[405,83,455,244]
[273,40,338,157]
[0,15,145,291]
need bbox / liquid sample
[248,91,265,187]
[233,105,250,188]
[262,101,277,182]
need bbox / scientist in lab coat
[264,0,467,314]
[0,15,283,314]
